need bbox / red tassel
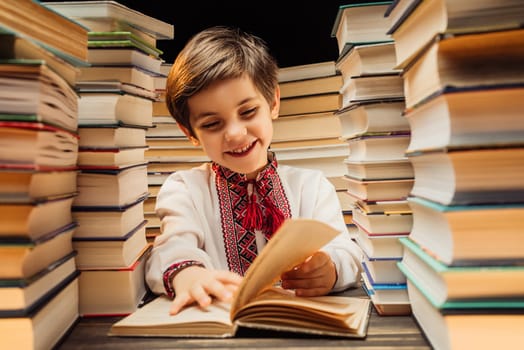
[243,187,263,231]
[263,196,285,237]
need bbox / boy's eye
[200,120,220,129]
[241,107,257,117]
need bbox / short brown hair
[165,26,279,137]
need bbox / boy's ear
[271,86,280,120]
[178,124,200,146]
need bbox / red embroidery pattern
[213,154,291,275]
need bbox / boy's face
[183,74,280,179]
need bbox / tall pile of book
[274,61,352,225]
[0,0,88,347]
[145,62,210,241]
[388,0,524,348]
[330,1,412,316]
[45,0,174,317]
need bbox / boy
[145,26,363,315]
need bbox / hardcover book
[0,32,81,86]
[0,61,79,133]
[336,99,407,140]
[73,163,148,207]
[402,29,524,109]
[408,147,524,205]
[345,134,411,162]
[0,272,80,350]
[0,194,75,241]
[278,61,337,83]
[72,194,146,238]
[0,252,76,314]
[339,73,404,109]
[44,0,174,40]
[0,121,79,168]
[0,169,77,203]
[73,219,148,269]
[405,86,524,152]
[407,196,524,264]
[361,271,411,316]
[78,244,151,316]
[336,42,400,81]
[279,74,343,99]
[272,111,343,142]
[398,237,524,307]
[343,176,414,202]
[79,125,147,148]
[405,277,524,350]
[0,0,88,63]
[388,0,524,68]
[77,92,153,127]
[0,222,76,280]
[352,206,413,235]
[87,48,164,76]
[331,2,394,55]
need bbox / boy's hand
[169,266,243,315]
[280,251,337,297]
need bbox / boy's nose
[224,122,247,142]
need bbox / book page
[110,295,234,337]
[234,287,371,337]
[230,218,340,316]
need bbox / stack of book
[331,1,412,315]
[45,0,174,317]
[388,0,524,347]
[145,62,209,240]
[274,61,351,223]
[0,0,88,347]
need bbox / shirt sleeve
[284,166,363,292]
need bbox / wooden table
[56,288,431,350]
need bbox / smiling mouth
[227,140,256,155]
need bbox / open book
[109,218,371,338]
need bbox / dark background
[50,0,374,68]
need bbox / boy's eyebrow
[192,96,259,120]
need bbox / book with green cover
[88,31,163,57]
[398,237,524,310]
[331,2,394,55]
[407,196,524,265]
